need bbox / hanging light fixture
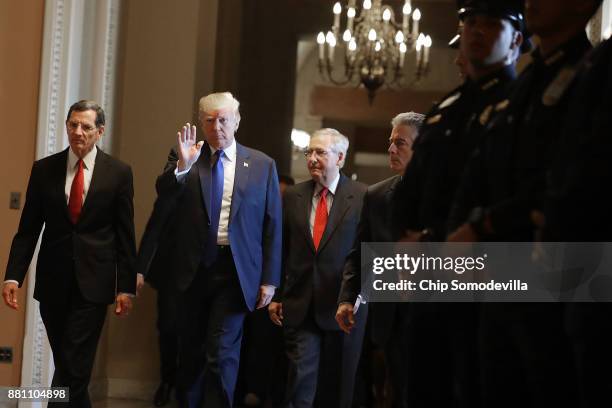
[317,0,432,103]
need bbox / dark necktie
[313,187,328,250]
[68,159,84,224]
[204,150,224,266]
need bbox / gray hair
[198,92,241,126]
[311,128,349,168]
[67,100,105,128]
[391,111,425,130]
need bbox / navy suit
[156,142,282,408]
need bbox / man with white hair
[269,128,366,407]
[155,92,282,408]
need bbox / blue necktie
[204,149,224,267]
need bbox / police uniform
[392,2,523,405]
[449,31,594,408]
[545,37,612,408]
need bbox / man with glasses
[336,112,424,408]
[155,92,282,408]
[3,100,136,407]
[269,128,366,408]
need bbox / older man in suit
[2,100,136,407]
[336,112,424,408]
[269,128,366,408]
[155,92,282,408]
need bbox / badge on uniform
[542,67,577,106]
[481,78,499,91]
[479,105,494,126]
[438,92,461,109]
[243,162,249,167]
[495,99,510,112]
[427,114,442,125]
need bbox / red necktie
[68,159,84,224]
[313,187,328,250]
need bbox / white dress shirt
[176,139,237,245]
[65,146,97,204]
[309,173,340,236]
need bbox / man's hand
[2,282,19,310]
[447,223,479,242]
[177,123,204,172]
[256,285,275,309]
[114,294,133,317]
[335,303,355,334]
[268,301,283,326]
[136,273,145,297]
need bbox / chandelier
[317,0,432,103]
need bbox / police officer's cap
[458,0,525,32]
[457,0,532,53]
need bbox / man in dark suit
[268,128,366,408]
[155,92,282,408]
[136,184,180,407]
[336,112,425,408]
[2,100,136,407]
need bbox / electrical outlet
[0,347,13,363]
[10,192,21,210]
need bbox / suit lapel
[297,181,316,252]
[229,143,250,224]
[197,147,213,222]
[57,149,71,222]
[79,148,106,220]
[317,175,352,252]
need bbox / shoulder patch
[542,67,577,106]
[426,114,442,125]
[479,105,494,126]
[438,92,461,109]
[495,99,510,112]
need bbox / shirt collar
[315,173,340,197]
[68,146,97,170]
[209,138,237,161]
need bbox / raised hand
[177,123,204,172]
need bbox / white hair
[198,92,241,126]
[311,128,349,168]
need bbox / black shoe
[154,382,174,407]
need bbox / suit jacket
[136,191,180,289]
[5,148,136,304]
[280,175,366,331]
[338,175,403,345]
[155,142,282,310]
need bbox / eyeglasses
[67,121,97,133]
[304,148,331,158]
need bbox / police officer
[448,0,603,406]
[545,36,612,408]
[395,0,525,242]
[392,1,526,406]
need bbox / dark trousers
[39,280,107,408]
[283,305,367,408]
[239,307,287,405]
[480,303,578,407]
[157,287,179,385]
[177,248,247,408]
